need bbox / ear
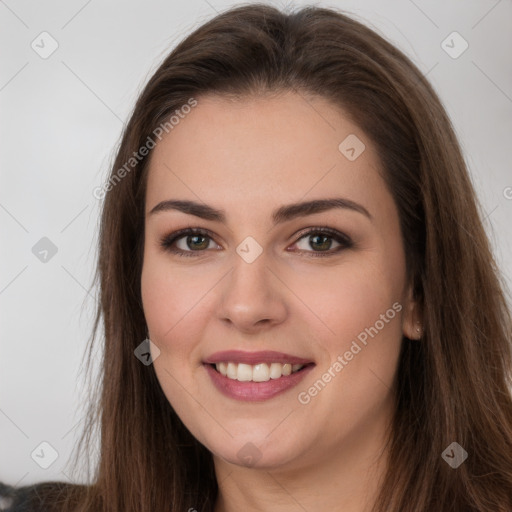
[401,281,423,340]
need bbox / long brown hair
[5,3,512,511]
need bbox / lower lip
[204,363,314,401]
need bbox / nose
[217,250,288,333]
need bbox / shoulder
[0,480,83,512]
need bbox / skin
[141,91,421,512]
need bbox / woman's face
[141,91,419,470]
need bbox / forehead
[145,91,385,216]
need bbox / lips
[203,350,315,401]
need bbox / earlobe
[402,284,423,340]
[412,320,423,340]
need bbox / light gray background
[1,0,511,487]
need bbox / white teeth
[214,362,305,381]
[252,363,270,382]
[237,363,253,382]
[269,362,282,379]
[227,362,237,379]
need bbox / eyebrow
[148,197,372,224]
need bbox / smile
[203,350,315,401]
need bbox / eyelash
[159,226,353,258]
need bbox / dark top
[0,480,72,511]
[1,481,34,511]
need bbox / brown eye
[160,228,220,257]
[290,227,353,257]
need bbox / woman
[2,3,511,511]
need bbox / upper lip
[203,350,314,366]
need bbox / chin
[206,431,308,470]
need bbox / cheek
[141,249,192,326]
[290,252,405,406]
[295,264,403,430]
[140,252,218,361]
[292,259,402,346]
[140,253,219,429]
